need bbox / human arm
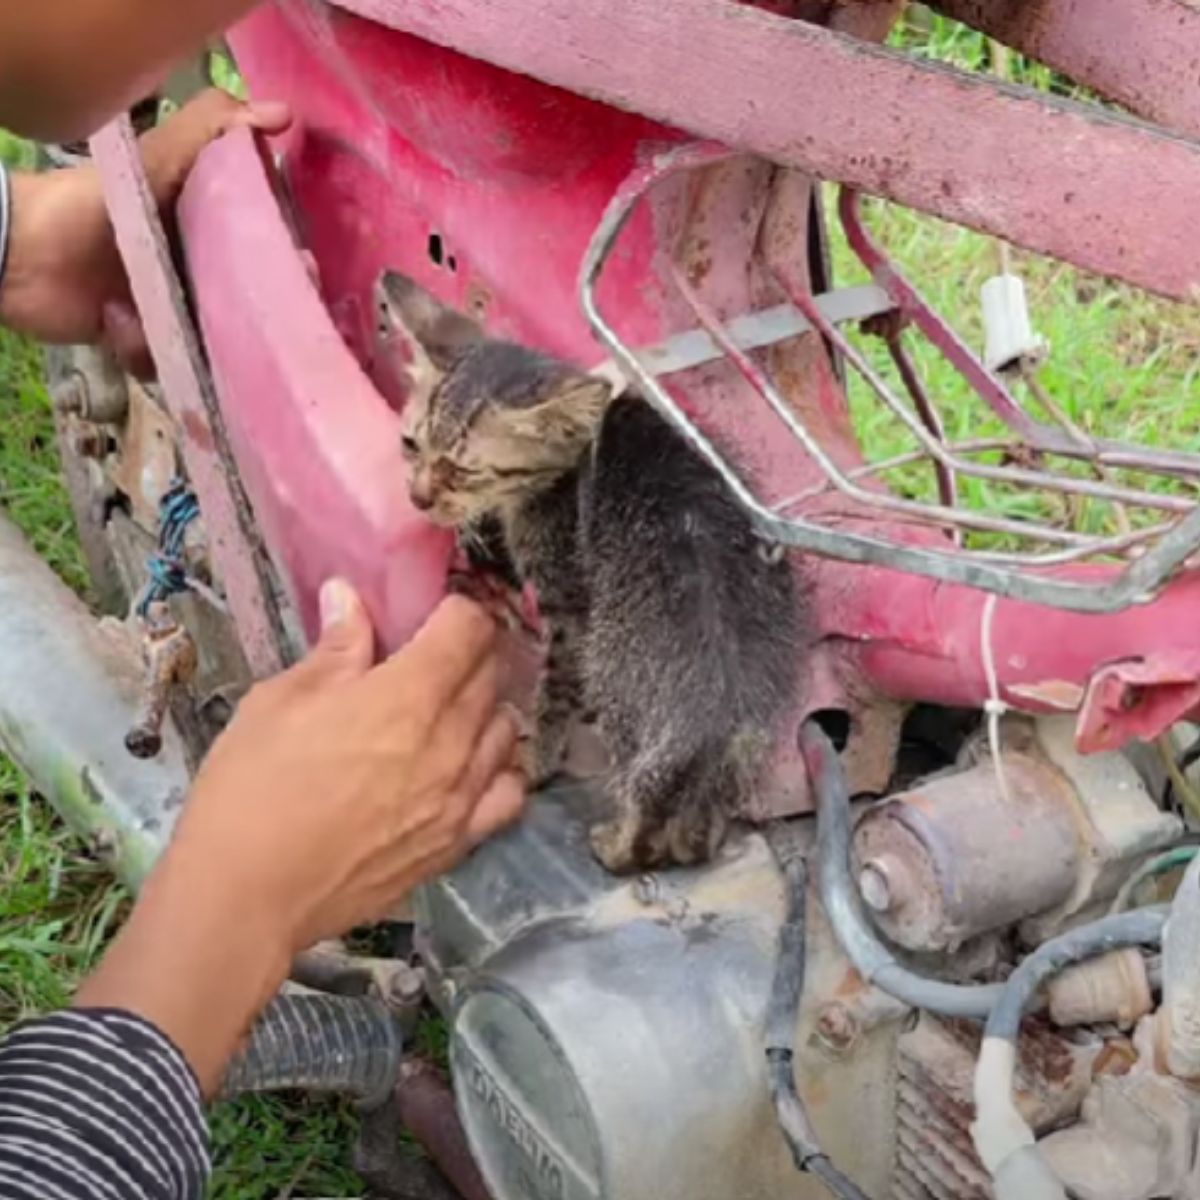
[76,581,525,1095]
[0,584,522,1199]
[0,0,265,142]
[0,88,289,371]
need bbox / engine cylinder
[852,753,1081,952]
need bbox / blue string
[137,480,201,617]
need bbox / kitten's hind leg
[591,749,740,872]
[590,752,688,874]
[663,762,732,866]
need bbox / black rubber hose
[766,849,875,1200]
[222,992,403,1108]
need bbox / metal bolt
[633,874,661,907]
[859,859,894,912]
[387,963,426,1009]
[815,1003,859,1053]
[70,425,110,460]
[52,376,86,416]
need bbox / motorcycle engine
[417,715,1198,1200]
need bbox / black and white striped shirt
[0,1009,210,1199]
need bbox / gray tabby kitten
[380,272,799,873]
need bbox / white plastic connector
[982,272,1047,373]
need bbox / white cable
[980,592,1014,806]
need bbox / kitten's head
[377,272,613,528]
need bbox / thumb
[303,578,375,681]
[102,300,155,381]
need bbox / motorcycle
[9,1,1200,1196]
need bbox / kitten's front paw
[664,806,728,866]
[520,737,565,790]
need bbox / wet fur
[385,274,799,872]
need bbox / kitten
[379,272,800,873]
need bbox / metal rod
[839,188,1200,481]
[670,260,1105,547]
[777,264,1195,516]
[578,144,1200,613]
[882,328,958,515]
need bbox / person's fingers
[458,708,521,803]
[417,651,501,774]
[230,100,292,136]
[465,770,528,847]
[377,596,499,711]
[289,579,375,688]
[140,90,291,208]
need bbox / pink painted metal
[321,0,1200,302]
[1077,656,1200,756]
[177,131,452,651]
[93,0,1200,801]
[931,0,1200,140]
[89,119,285,677]
[814,560,1200,734]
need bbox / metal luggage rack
[580,143,1200,615]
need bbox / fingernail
[319,578,353,629]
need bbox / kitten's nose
[410,476,435,511]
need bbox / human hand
[77,582,525,1092]
[174,580,526,953]
[0,88,290,368]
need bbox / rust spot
[182,409,215,453]
[466,281,492,322]
[835,966,867,999]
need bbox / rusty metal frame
[929,0,1200,140]
[579,143,1200,614]
[90,117,288,677]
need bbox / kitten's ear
[374,271,485,400]
[508,373,615,440]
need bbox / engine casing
[416,786,908,1200]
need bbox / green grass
[0,337,368,1193]
[825,200,1200,549]
[0,10,1197,1198]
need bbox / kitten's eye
[401,435,419,457]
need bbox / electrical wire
[1110,845,1200,914]
[765,847,874,1200]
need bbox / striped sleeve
[0,1008,211,1200]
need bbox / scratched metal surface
[325,0,1200,302]
[931,0,1200,140]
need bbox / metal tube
[578,145,1200,614]
[1160,855,1200,1078]
[0,513,188,887]
[395,1059,493,1200]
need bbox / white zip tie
[980,592,1015,806]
